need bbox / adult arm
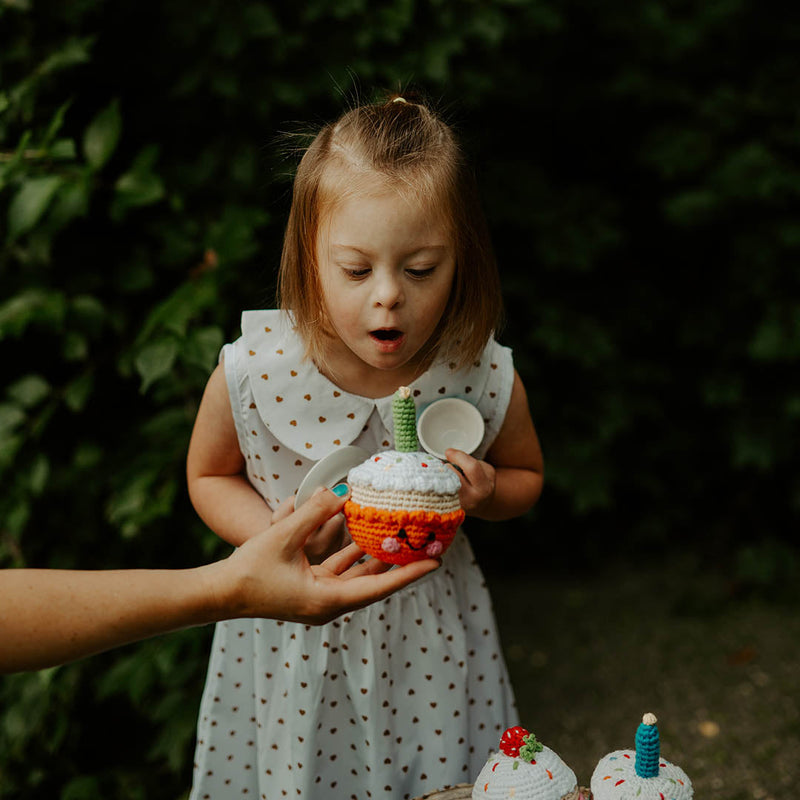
[0,489,439,674]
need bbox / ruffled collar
[241,310,495,460]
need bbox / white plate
[417,397,484,460]
[294,446,370,507]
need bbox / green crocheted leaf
[519,733,544,762]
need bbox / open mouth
[370,329,403,341]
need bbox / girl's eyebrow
[331,244,448,256]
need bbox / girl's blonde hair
[278,92,503,370]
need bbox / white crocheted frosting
[591,751,693,800]
[347,450,461,495]
[473,746,578,800]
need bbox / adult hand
[210,486,440,625]
[0,487,439,673]
[270,492,351,565]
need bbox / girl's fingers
[444,448,484,483]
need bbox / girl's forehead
[320,176,451,235]
[321,162,450,216]
[318,192,452,251]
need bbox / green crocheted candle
[635,712,661,778]
[393,386,418,452]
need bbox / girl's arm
[0,489,440,674]
[445,370,543,521]
[187,363,350,560]
[187,363,276,546]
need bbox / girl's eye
[406,267,436,279]
[343,268,371,279]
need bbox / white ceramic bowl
[294,446,369,507]
[416,398,484,460]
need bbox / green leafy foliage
[1,0,798,796]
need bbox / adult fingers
[334,559,441,609]
[277,487,348,552]
[270,494,297,524]
[320,541,375,575]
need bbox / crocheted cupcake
[473,726,584,800]
[343,387,465,566]
[591,713,693,800]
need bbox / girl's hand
[272,493,351,565]
[444,448,497,517]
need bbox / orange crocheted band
[344,501,465,565]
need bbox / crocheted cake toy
[473,726,586,800]
[590,713,693,800]
[343,386,465,566]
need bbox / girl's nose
[372,272,404,308]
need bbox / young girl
[186,93,543,799]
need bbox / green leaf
[48,174,90,230]
[111,145,165,219]
[748,306,800,362]
[134,338,179,392]
[6,375,50,408]
[62,330,89,361]
[205,205,270,264]
[0,131,32,193]
[183,326,225,371]
[63,372,94,412]
[61,775,102,800]
[663,189,718,226]
[0,433,24,474]
[72,442,103,469]
[106,472,154,529]
[5,498,30,538]
[29,454,50,495]
[113,168,165,209]
[0,403,26,436]
[6,175,64,241]
[135,275,219,344]
[83,98,122,170]
[49,138,77,160]
[0,289,68,339]
[42,101,73,149]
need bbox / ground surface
[482,551,800,800]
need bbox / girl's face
[316,179,455,393]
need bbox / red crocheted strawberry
[499,726,530,757]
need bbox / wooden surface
[413,785,592,799]
[412,785,473,799]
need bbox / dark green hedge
[1,0,798,797]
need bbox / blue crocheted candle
[635,713,661,778]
